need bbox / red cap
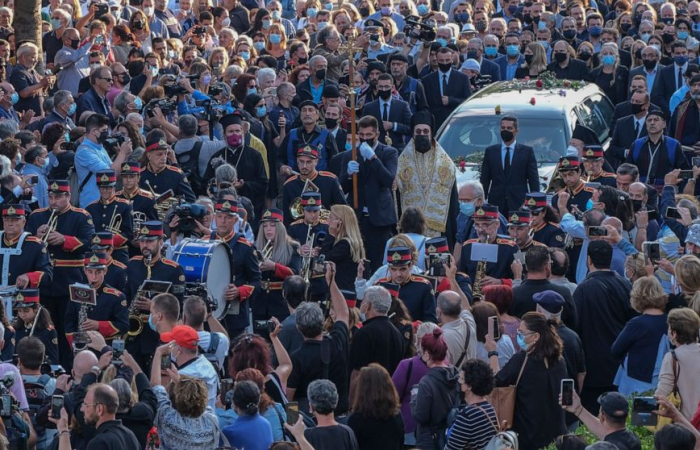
[161,325,199,349]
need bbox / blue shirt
[222,413,273,450]
[75,138,112,207]
[645,66,659,95]
[501,140,516,168]
[21,164,49,209]
[439,69,452,96]
[0,104,19,122]
[670,85,690,116]
[506,59,519,80]
[310,80,325,103]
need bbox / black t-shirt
[305,424,359,450]
[605,429,642,450]
[349,315,406,375]
[42,31,63,66]
[288,321,350,413]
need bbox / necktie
[382,102,389,121]
[634,120,640,138]
[442,74,448,95]
[678,67,684,91]
[504,146,511,174]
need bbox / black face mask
[693,14,700,22]
[70,39,80,49]
[662,33,675,44]
[523,13,532,24]
[631,199,643,212]
[554,52,568,63]
[643,59,657,71]
[378,88,392,100]
[325,118,338,129]
[563,29,577,40]
[120,73,131,85]
[359,6,370,16]
[578,52,591,61]
[635,48,643,60]
[620,23,631,34]
[475,20,487,31]
[133,20,144,30]
[98,130,109,143]
[500,129,514,142]
[524,54,533,64]
[360,137,376,147]
[631,102,644,114]
[315,68,326,80]
[298,57,308,64]
[414,135,431,152]
[438,62,452,72]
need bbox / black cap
[597,392,629,419]
[411,110,434,130]
[364,18,383,28]
[647,108,667,121]
[366,60,387,74]
[322,84,341,98]
[298,100,320,110]
[389,53,409,64]
[220,112,243,130]
[532,290,565,313]
[572,123,600,145]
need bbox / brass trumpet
[289,178,320,220]
[106,209,122,234]
[133,211,147,232]
[41,209,58,245]
[145,181,179,222]
[127,254,151,337]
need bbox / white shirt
[197,330,229,370]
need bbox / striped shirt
[445,401,498,450]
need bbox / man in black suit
[389,53,428,114]
[423,47,472,129]
[361,73,412,152]
[547,40,590,81]
[653,40,691,115]
[610,75,656,130]
[628,45,663,100]
[324,103,347,152]
[296,55,338,103]
[339,115,398,273]
[480,115,540,214]
[608,91,651,168]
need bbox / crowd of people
[0,0,699,448]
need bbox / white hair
[460,180,485,198]
[364,286,392,314]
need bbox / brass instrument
[300,225,316,283]
[472,260,487,302]
[106,209,122,235]
[289,178,324,220]
[42,209,58,245]
[257,240,274,266]
[145,181,179,222]
[29,305,43,337]
[73,302,91,352]
[127,254,151,337]
[133,211,147,232]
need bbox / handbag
[486,354,528,430]
[654,350,682,431]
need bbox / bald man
[57,349,101,448]
[629,181,660,249]
[436,290,477,366]
[601,217,640,279]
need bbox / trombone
[41,209,58,245]
[300,225,316,282]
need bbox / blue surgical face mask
[507,45,520,57]
[253,41,265,52]
[269,33,282,44]
[517,333,528,350]
[602,55,616,66]
[134,96,143,110]
[138,127,144,135]
[256,105,267,117]
[437,38,448,47]
[271,10,281,20]
[262,19,271,29]
[539,40,550,50]
[42,157,51,170]
[460,202,475,217]
[675,55,689,66]
[538,20,547,31]
[67,102,77,115]
[679,31,690,40]
[484,46,498,57]
[51,19,63,30]
[586,198,594,210]
[417,4,429,15]
[317,21,328,30]
[247,87,258,96]
[148,314,157,331]
[641,33,651,43]
[10,92,19,105]
[239,51,250,60]
[202,75,212,85]
[307,7,318,17]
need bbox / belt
[261,281,283,291]
[53,259,85,267]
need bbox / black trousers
[359,214,395,274]
[42,295,73,370]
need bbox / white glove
[359,142,375,160]
[347,160,360,175]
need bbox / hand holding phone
[560,379,574,406]
[160,354,172,371]
[51,395,64,419]
[285,402,299,425]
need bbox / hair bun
[432,328,443,339]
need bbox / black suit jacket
[296,78,339,103]
[423,69,471,128]
[480,142,540,214]
[331,127,347,153]
[608,114,649,170]
[653,63,694,115]
[361,97,412,151]
[627,64,665,99]
[611,100,661,130]
[546,58,591,81]
[339,143,399,227]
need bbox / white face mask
[221,17,231,27]
[143,6,154,16]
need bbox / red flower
[459,160,466,173]
[535,79,543,88]
[530,97,536,105]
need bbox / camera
[164,80,189,97]
[145,98,177,118]
[193,26,206,35]
[403,16,437,42]
[103,132,126,152]
[254,319,276,332]
[173,203,208,235]
[428,253,450,277]
[209,85,224,97]
[311,255,327,275]
[40,362,66,378]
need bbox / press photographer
[0,322,35,450]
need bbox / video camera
[403,16,437,42]
[103,132,126,153]
[40,361,66,378]
[195,99,225,140]
[145,98,177,118]
[0,373,17,417]
[173,203,208,235]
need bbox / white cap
[460,58,481,73]
[108,0,121,7]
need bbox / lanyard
[646,139,662,181]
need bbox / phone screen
[160,354,172,371]
[679,170,694,180]
[488,316,500,340]
[51,395,64,419]
[632,397,658,426]
[285,402,299,425]
[666,208,682,220]
[587,226,608,237]
[561,379,574,406]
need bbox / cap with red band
[301,192,322,210]
[138,221,164,240]
[386,246,412,266]
[340,290,357,308]
[145,137,169,152]
[508,211,531,226]
[425,237,449,255]
[161,325,199,349]
[48,180,70,193]
[121,162,141,174]
[84,251,108,268]
[14,289,40,308]
[582,145,604,159]
[2,204,25,217]
[378,281,400,298]
[260,208,283,223]
[524,193,547,211]
[558,156,581,171]
[297,144,319,159]
[473,205,499,220]
[215,200,239,216]
[91,232,114,248]
[96,170,117,186]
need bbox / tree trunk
[14,0,42,53]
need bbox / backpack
[23,374,51,435]
[201,331,221,373]
[67,167,93,207]
[178,141,205,196]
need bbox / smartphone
[95,3,109,17]
[488,316,500,340]
[513,251,527,267]
[60,142,77,151]
[561,379,574,406]
[643,241,661,261]
[693,157,700,167]
[30,175,38,184]
[666,207,683,220]
[51,395,64,419]
[679,170,694,180]
[220,378,234,407]
[95,33,105,44]
[285,401,299,425]
[160,353,172,371]
[112,338,124,360]
[428,253,450,277]
[0,395,10,417]
[587,226,608,237]
[646,209,658,221]
[631,396,658,426]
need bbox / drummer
[252,209,302,336]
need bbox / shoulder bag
[486,354,528,430]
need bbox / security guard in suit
[282,144,347,226]
[287,192,329,303]
[377,246,438,323]
[253,209,302,327]
[65,251,129,346]
[86,170,133,265]
[523,193,567,248]
[210,199,261,339]
[582,145,616,187]
[458,205,517,286]
[91,232,128,294]
[126,221,186,369]
[117,162,158,258]
[424,237,473,303]
[26,180,95,368]
[551,157,596,215]
[13,289,59,364]
[139,136,196,202]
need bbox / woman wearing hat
[13,289,59,364]
[253,209,301,328]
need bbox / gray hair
[0,120,18,139]
[307,379,339,415]
[16,43,39,60]
[438,25,454,39]
[436,291,461,317]
[309,55,327,70]
[0,7,12,21]
[415,321,438,352]
[215,163,237,184]
[53,9,71,24]
[317,24,338,46]
[468,38,484,50]
[53,90,72,108]
[257,67,276,86]
[113,91,134,116]
[364,286,392,315]
[110,378,134,413]
[179,114,198,137]
[483,34,499,47]
[295,302,325,338]
[460,180,484,199]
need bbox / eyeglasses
[516,330,535,337]
[99,77,114,83]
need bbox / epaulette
[111,260,127,269]
[464,238,479,245]
[411,275,432,284]
[25,236,42,244]
[114,197,130,204]
[496,238,516,246]
[284,175,299,185]
[87,199,100,207]
[103,287,122,296]
[318,171,337,179]
[237,237,253,246]
[139,189,155,199]
[601,171,616,177]
[30,207,48,215]
[376,276,391,283]
[290,219,305,226]
[532,240,546,247]
[70,206,91,216]
[129,256,144,261]
[549,222,561,229]
[582,185,596,193]
[319,219,329,224]
[161,258,179,267]
[165,165,183,174]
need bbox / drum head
[206,243,231,319]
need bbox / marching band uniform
[582,146,617,187]
[116,162,158,259]
[524,193,567,249]
[91,232,128,294]
[13,289,59,364]
[551,157,596,215]
[86,170,133,265]
[424,237,474,304]
[139,138,196,202]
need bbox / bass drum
[173,238,231,319]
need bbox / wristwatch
[487,351,499,358]
[91,365,101,376]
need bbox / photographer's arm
[445,256,470,312]
[151,106,181,139]
[413,42,430,74]
[206,313,228,339]
[270,317,293,389]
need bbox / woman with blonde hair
[611,276,669,395]
[207,46,229,75]
[591,42,628,105]
[515,42,547,78]
[672,255,700,314]
[576,41,595,70]
[321,204,366,291]
[624,253,648,284]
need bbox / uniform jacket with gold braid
[209,230,261,329]
[252,245,302,320]
[282,171,346,225]
[139,165,196,202]
[551,182,596,215]
[458,237,518,285]
[288,219,329,297]
[377,275,438,324]
[532,221,567,248]
[26,206,95,296]
[0,233,52,288]
[15,324,59,364]
[105,257,128,294]
[64,284,129,344]
[86,196,133,265]
[116,188,158,221]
